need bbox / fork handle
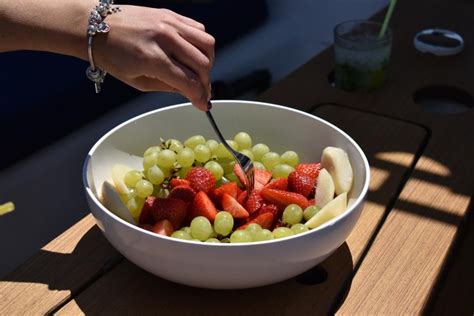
[205,103,234,154]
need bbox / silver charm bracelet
[86,0,121,93]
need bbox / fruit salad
[103,132,354,243]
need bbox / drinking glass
[334,20,391,91]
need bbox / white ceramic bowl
[83,100,369,289]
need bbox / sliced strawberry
[288,171,315,198]
[213,182,242,201]
[138,196,155,225]
[237,190,248,205]
[185,167,216,194]
[234,165,272,190]
[221,193,249,219]
[170,178,191,188]
[168,185,196,203]
[150,219,174,236]
[260,188,310,210]
[264,178,288,191]
[233,164,247,187]
[295,163,321,179]
[248,204,280,228]
[254,169,273,190]
[238,213,274,230]
[245,190,265,214]
[190,191,218,222]
[273,218,285,229]
[150,198,188,230]
[309,186,316,198]
[254,203,279,218]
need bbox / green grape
[166,139,184,153]
[253,161,266,170]
[180,226,191,234]
[194,144,211,163]
[230,230,253,243]
[291,223,309,234]
[124,170,143,188]
[217,178,228,186]
[245,223,262,236]
[126,197,144,221]
[234,132,252,149]
[213,211,234,236]
[209,230,218,238]
[205,238,221,243]
[204,161,224,180]
[215,143,232,159]
[146,165,165,185]
[135,179,154,198]
[280,151,300,167]
[178,166,192,178]
[227,140,239,151]
[239,149,254,161]
[220,238,231,243]
[143,152,159,170]
[171,230,192,240]
[303,205,321,221]
[176,147,195,167]
[224,173,239,184]
[184,135,206,149]
[219,159,235,174]
[262,152,281,170]
[253,229,274,241]
[273,227,295,239]
[206,139,219,155]
[162,168,172,178]
[190,216,214,241]
[252,143,270,161]
[156,149,176,168]
[144,146,161,157]
[283,204,304,225]
[120,188,136,204]
[155,187,169,198]
[272,164,295,179]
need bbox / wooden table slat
[0,215,118,315]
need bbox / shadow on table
[1,225,118,292]
[1,224,353,315]
[68,243,353,315]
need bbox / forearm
[0,0,95,60]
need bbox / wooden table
[1,0,473,314]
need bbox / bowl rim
[82,100,370,246]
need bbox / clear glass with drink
[334,20,391,91]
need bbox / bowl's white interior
[85,101,368,214]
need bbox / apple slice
[101,181,135,224]
[305,192,347,229]
[315,168,335,208]
[111,164,132,195]
[321,147,353,195]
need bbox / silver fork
[206,101,254,193]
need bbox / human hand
[94,6,215,111]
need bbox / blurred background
[0,0,387,277]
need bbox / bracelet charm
[86,0,121,93]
